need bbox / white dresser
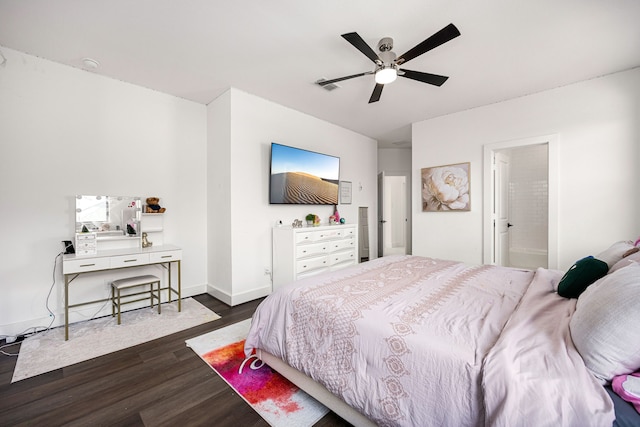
[272,224,358,291]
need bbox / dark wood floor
[0,294,352,427]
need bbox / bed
[245,247,640,426]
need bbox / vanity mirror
[75,195,141,238]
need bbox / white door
[379,173,407,257]
[493,152,511,266]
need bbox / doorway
[378,171,411,257]
[483,135,558,269]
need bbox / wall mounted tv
[269,142,340,205]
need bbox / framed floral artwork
[421,162,470,211]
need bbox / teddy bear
[145,197,166,213]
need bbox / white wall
[378,147,411,173]
[507,144,549,253]
[412,68,640,269]
[207,90,233,305]
[0,47,208,336]
[207,88,379,305]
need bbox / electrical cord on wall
[0,250,61,356]
[55,241,113,322]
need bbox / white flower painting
[421,162,470,212]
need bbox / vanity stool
[111,275,161,325]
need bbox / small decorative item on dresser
[330,207,341,224]
[292,219,303,228]
[305,213,316,226]
[145,197,166,213]
[141,232,152,248]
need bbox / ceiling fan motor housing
[379,50,397,68]
[377,38,396,68]
[377,37,394,52]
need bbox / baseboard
[0,283,207,338]
[206,284,271,306]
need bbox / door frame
[482,134,559,269]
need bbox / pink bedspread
[482,267,615,426]
[245,255,614,426]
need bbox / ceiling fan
[317,23,461,103]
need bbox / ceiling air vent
[316,78,340,92]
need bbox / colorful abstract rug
[186,319,329,426]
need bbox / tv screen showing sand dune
[269,143,340,205]
[270,172,338,204]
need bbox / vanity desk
[62,244,182,340]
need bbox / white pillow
[595,240,635,268]
[570,262,640,384]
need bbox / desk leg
[168,262,172,304]
[178,260,182,312]
[64,274,69,341]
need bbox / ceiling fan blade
[368,83,384,103]
[341,32,381,63]
[317,71,373,86]
[399,69,449,86]
[396,23,460,65]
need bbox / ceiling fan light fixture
[375,67,397,84]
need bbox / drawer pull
[160,255,173,259]
[80,263,96,267]
[123,259,138,263]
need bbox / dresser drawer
[63,257,110,274]
[296,255,329,275]
[110,253,150,268]
[314,229,342,241]
[296,242,329,259]
[150,250,182,263]
[330,250,356,266]
[342,227,356,238]
[297,268,329,281]
[295,231,316,244]
[295,228,343,244]
[330,238,355,251]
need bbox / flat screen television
[269,142,340,205]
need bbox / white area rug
[12,297,220,382]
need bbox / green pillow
[558,256,609,298]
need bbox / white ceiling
[1,0,639,147]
